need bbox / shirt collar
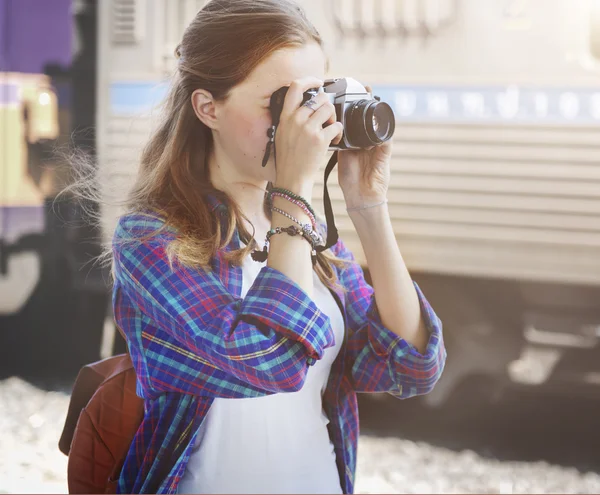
[207,193,227,214]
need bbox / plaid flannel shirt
[111,198,446,494]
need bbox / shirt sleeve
[112,215,334,395]
[331,237,447,399]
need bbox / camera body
[269,77,395,150]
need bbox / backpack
[58,325,144,494]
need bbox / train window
[328,0,458,39]
[112,0,146,44]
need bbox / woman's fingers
[323,121,344,145]
[331,130,344,146]
[281,77,323,118]
[307,99,336,128]
[305,97,342,145]
[296,91,328,120]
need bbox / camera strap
[316,151,340,252]
[261,123,340,253]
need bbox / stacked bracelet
[251,225,319,266]
[270,193,317,229]
[266,187,317,229]
[271,206,323,245]
[253,187,323,265]
[267,225,321,248]
[267,187,317,217]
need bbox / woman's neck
[208,152,271,237]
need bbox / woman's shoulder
[113,210,178,245]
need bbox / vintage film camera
[269,77,396,150]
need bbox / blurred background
[1,0,600,493]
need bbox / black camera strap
[316,151,340,252]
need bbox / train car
[0,0,108,375]
[97,0,600,406]
[0,72,58,315]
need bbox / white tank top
[176,254,345,494]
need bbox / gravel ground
[1,376,600,494]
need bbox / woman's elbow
[416,347,447,396]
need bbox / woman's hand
[337,84,393,209]
[337,137,392,210]
[274,77,343,193]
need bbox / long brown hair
[121,0,348,290]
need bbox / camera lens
[372,114,380,133]
[345,99,395,148]
[366,101,394,143]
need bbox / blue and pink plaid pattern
[111,199,446,494]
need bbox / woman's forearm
[267,183,315,298]
[348,203,429,354]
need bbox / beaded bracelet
[271,204,319,238]
[270,193,317,229]
[271,206,323,244]
[251,225,318,265]
[267,187,317,219]
[266,225,321,247]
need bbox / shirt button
[307,357,316,366]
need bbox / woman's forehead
[235,43,326,97]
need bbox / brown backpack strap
[65,357,142,494]
[59,290,132,457]
[58,354,134,456]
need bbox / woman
[111,0,446,493]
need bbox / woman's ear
[191,89,219,129]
